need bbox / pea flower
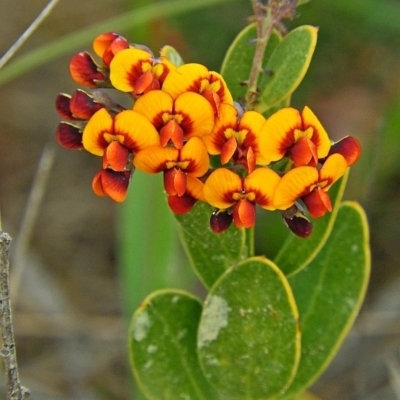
[204,167,281,229]
[109,48,175,95]
[274,153,348,218]
[162,63,233,114]
[259,106,331,167]
[92,32,129,66]
[202,103,267,172]
[132,90,215,149]
[92,168,132,203]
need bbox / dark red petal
[93,169,131,202]
[282,209,313,238]
[329,136,361,166]
[69,52,107,88]
[56,122,83,149]
[55,93,73,120]
[302,188,332,218]
[168,194,197,214]
[210,209,233,233]
[70,89,103,120]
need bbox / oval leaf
[256,25,318,112]
[129,289,220,400]
[274,171,349,276]
[220,23,282,101]
[175,201,247,288]
[198,257,301,399]
[281,202,370,397]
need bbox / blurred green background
[0,0,400,399]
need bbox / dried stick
[0,232,29,399]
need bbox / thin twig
[0,232,30,400]
[10,143,57,304]
[0,0,61,70]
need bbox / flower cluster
[56,32,361,237]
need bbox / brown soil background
[1,0,400,399]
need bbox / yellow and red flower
[162,63,233,114]
[204,167,281,228]
[93,32,129,66]
[92,168,131,202]
[202,103,267,172]
[109,48,176,95]
[82,108,160,171]
[132,90,215,149]
[134,137,209,213]
[274,153,348,218]
[327,135,361,166]
[259,106,331,167]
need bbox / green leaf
[220,23,282,101]
[198,257,301,399]
[281,202,370,398]
[175,201,247,289]
[256,25,318,113]
[274,170,349,276]
[129,289,220,400]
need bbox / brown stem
[0,232,29,400]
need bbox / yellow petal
[180,137,210,177]
[259,107,302,165]
[319,153,347,190]
[301,106,331,159]
[110,48,153,92]
[83,108,113,156]
[203,168,242,209]
[133,90,173,129]
[274,166,319,210]
[134,145,178,173]
[244,167,281,210]
[115,110,160,152]
[186,175,206,201]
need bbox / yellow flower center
[224,128,248,146]
[232,191,256,202]
[199,78,221,94]
[162,112,183,125]
[141,60,152,73]
[103,133,125,144]
[294,126,313,141]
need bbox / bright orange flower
[93,32,129,66]
[259,106,331,167]
[132,90,215,149]
[82,108,160,171]
[162,63,233,114]
[134,137,209,197]
[202,103,266,172]
[92,168,131,202]
[203,167,281,228]
[274,153,347,218]
[109,48,175,95]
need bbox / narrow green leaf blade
[220,23,282,101]
[129,289,220,400]
[175,201,247,288]
[198,257,301,399]
[256,25,317,113]
[274,170,349,276]
[282,202,370,398]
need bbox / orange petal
[319,153,347,191]
[92,169,131,202]
[103,141,130,171]
[301,106,331,159]
[134,71,161,95]
[109,48,153,92]
[159,119,184,149]
[244,167,281,210]
[180,137,210,177]
[174,92,215,139]
[203,168,242,209]
[259,107,302,165]
[274,166,319,210]
[164,168,186,197]
[83,108,113,156]
[186,175,206,201]
[221,136,237,165]
[329,136,361,166]
[133,90,173,129]
[233,199,256,228]
[133,145,178,173]
[302,188,332,218]
[290,137,318,167]
[114,109,160,152]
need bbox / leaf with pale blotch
[274,171,349,276]
[220,23,282,102]
[280,202,370,398]
[129,289,221,400]
[256,25,317,113]
[198,257,301,399]
[175,201,247,289]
